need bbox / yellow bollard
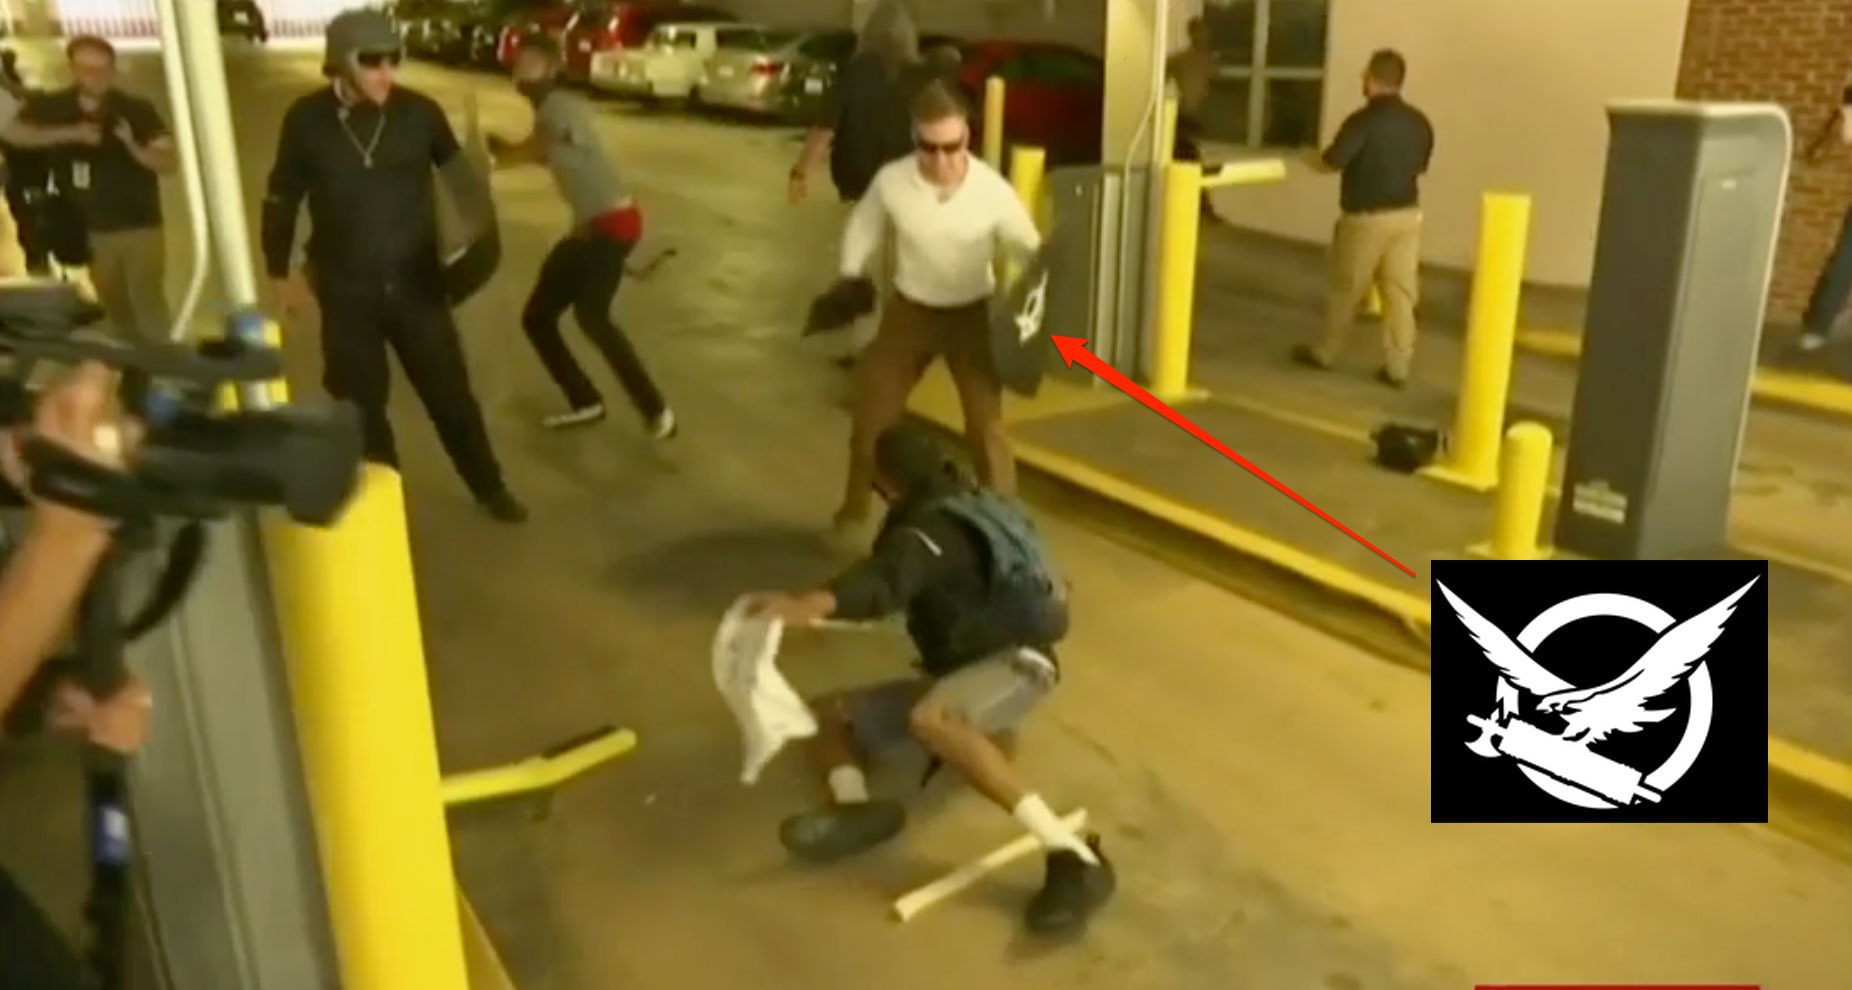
[1158,92,1177,165]
[1423,191,1533,492]
[1002,145,1046,285]
[982,76,1005,169]
[1471,421,1555,560]
[264,466,471,990]
[1152,160,1203,401]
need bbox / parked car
[953,41,1104,165]
[689,26,807,117]
[560,2,735,86]
[591,21,756,104]
[496,2,578,70]
[774,32,962,125]
[406,1,498,65]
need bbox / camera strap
[22,438,150,526]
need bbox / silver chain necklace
[338,107,387,169]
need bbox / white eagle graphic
[1436,578,1759,746]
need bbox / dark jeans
[521,232,667,420]
[312,271,508,497]
[1802,204,1852,337]
[0,865,88,990]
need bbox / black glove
[803,276,877,336]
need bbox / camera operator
[0,360,152,990]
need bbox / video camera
[0,280,362,525]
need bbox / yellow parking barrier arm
[1470,421,1555,560]
[1149,156,1287,398]
[982,76,1005,169]
[1199,158,1287,188]
[265,465,470,990]
[1425,191,1533,492]
[1152,160,1204,401]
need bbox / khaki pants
[88,227,169,342]
[1316,207,1421,379]
[839,293,1015,521]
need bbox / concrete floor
[0,50,1848,989]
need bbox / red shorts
[584,204,642,243]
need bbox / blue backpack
[934,490,1070,645]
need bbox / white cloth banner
[712,597,818,785]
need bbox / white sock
[827,765,868,804]
[1012,793,1098,865]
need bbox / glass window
[1197,77,1252,145]
[1263,78,1323,147]
[1203,0,1255,67]
[1265,0,1329,68]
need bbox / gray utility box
[1555,101,1791,560]
[1044,164,1155,384]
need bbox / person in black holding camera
[0,361,154,990]
[262,8,524,522]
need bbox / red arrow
[1050,336,1416,579]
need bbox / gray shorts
[838,648,1058,756]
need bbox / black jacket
[828,486,1058,676]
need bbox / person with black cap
[745,422,1116,938]
[488,35,676,438]
[261,7,524,522]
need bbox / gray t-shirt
[536,89,627,226]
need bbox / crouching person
[746,422,1115,936]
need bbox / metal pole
[1137,0,1172,383]
[168,0,259,314]
[154,0,211,342]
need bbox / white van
[593,22,770,102]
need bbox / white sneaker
[649,409,678,440]
[543,404,606,430]
[1797,333,1829,353]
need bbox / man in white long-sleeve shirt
[831,79,1041,543]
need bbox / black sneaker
[648,409,678,440]
[1289,344,1332,370]
[778,800,906,864]
[1023,834,1116,937]
[477,489,529,524]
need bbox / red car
[496,1,577,69]
[956,41,1105,166]
[557,2,736,85]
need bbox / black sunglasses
[354,50,402,69]
[915,136,966,155]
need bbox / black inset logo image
[1429,560,1768,824]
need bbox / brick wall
[1677,0,1852,325]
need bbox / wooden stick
[889,808,1088,923]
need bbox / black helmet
[323,8,400,76]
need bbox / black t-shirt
[822,53,952,201]
[261,85,461,286]
[21,87,168,232]
[1321,93,1434,214]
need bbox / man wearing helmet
[261,7,524,522]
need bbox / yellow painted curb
[911,390,1852,811]
[1517,329,1852,420]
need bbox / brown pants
[1316,207,1421,379]
[840,293,1015,521]
[89,227,169,342]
